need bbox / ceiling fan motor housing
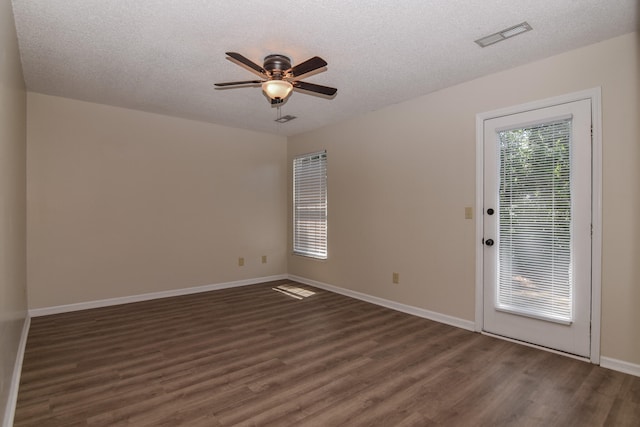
[263,54,291,78]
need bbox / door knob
[485,239,494,246]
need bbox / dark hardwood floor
[14,280,640,426]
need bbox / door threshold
[481,331,592,363]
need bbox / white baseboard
[289,274,475,331]
[600,356,640,378]
[3,315,30,427]
[29,274,288,317]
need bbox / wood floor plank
[14,280,640,426]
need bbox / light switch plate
[465,207,473,219]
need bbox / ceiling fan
[215,52,337,105]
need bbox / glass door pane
[497,119,573,323]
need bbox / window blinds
[497,118,573,323]
[293,151,327,259]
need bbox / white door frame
[475,88,602,364]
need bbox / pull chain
[275,105,282,132]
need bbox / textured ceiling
[11,1,639,136]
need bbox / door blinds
[497,118,573,323]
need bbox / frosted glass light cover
[262,80,293,99]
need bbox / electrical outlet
[392,272,399,284]
[238,257,245,267]
[262,255,267,264]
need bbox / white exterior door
[482,99,592,357]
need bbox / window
[293,151,327,259]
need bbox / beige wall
[27,94,287,308]
[0,0,27,423]
[288,32,640,365]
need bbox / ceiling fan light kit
[262,80,293,101]
[215,52,337,105]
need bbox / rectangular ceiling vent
[275,115,297,123]
[475,22,532,48]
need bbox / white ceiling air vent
[275,115,297,123]
[475,22,533,48]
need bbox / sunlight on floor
[272,284,316,300]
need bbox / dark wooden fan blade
[214,80,263,87]
[225,52,267,76]
[293,81,337,96]
[289,56,328,77]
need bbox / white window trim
[475,88,602,364]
